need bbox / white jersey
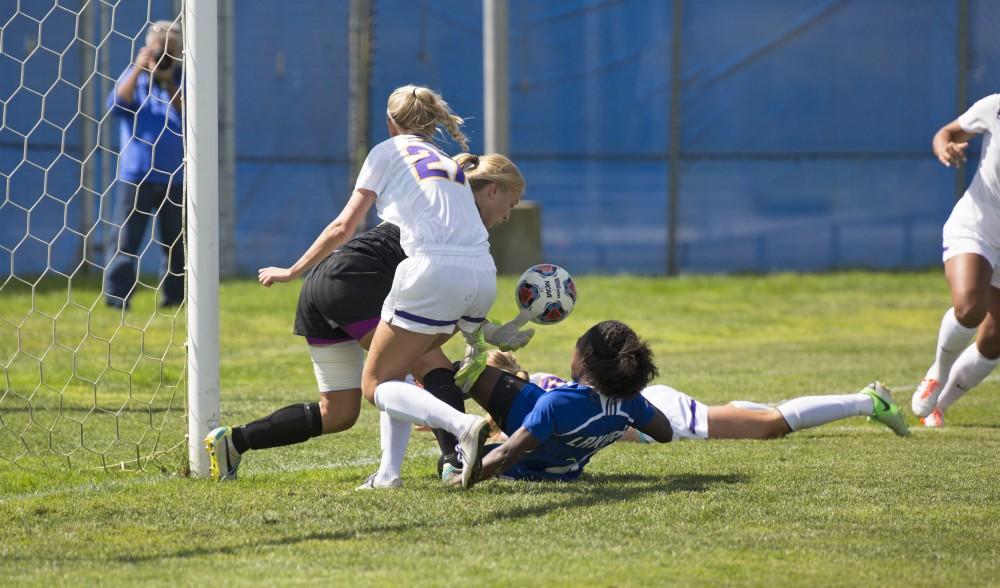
[943,94,1000,286]
[354,135,490,257]
[958,93,1000,209]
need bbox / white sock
[373,380,477,437]
[936,344,999,413]
[375,410,411,484]
[777,393,873,431]
[926,308,978,382]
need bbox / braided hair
[386,85,468,150]
[575,320,658,399]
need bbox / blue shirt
[503,382,657,481]
[107,67,184,185]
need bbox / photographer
[103,20,184,309]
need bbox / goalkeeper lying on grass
[450,320,675,486]
[450,322,909,487]
[458,349,909,478]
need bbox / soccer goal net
[0,0,219,474]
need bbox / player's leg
[914,253,992,416]
[362,322,487,488]
[775,382,908,437]
[706,405,790,440]
[205,341,366,481]
[410,347,468,472]
[932,284,1000,424]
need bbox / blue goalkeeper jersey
[502,382,657,481]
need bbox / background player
[912,92,1000,427]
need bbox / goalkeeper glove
[455,328,489,394]
[481,309,536,351]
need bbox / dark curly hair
[575,320,658,399]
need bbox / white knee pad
[309,342,365,392]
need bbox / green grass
[3,271,1000,586]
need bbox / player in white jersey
[911,93,1000,427]
[254,85,529,489]
[201,155,527,483]
[480,351,908,443]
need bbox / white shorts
[640,385,709,441]
[381,253,497,335]
[309,341,365,392]
[942,194,1000,288]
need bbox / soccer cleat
[911,377,941,418]
[921,407,945,428]
[441,461,463,485]
[457,417,490,489]
[455,329,489,394]
[863,382,909,437]
[204,426,242,481]
[355,472,403,490]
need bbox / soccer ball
[515,264,577,325]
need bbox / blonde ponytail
[454,152,525,197]
[387,85,469,150]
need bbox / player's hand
[258,266,294,287]
[935,141,969,167]
[134,47,155,71]
[482,310,535,351]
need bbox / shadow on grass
[5,473,749,564]
[116,472,746,563]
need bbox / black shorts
[293,223,405,343]
[486,370,531,432]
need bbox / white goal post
[183,0,220,478]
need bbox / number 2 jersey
[354,135,491,260]
[501,380,658,481]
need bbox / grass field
[2,271,1000,586]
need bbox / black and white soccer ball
[515,264,577,325]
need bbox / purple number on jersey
[405,145,466,184]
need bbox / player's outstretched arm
[932,120,976,168]
[635,407,673,443]
[258,188,376,287]
[475,427,539,483]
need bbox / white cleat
[457,417,490,489]
[921,407,945,428]
[911,378,942,418]
[355,472,402,490]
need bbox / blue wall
[2,0,998,278]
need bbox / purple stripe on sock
[306,336,352,345]
[688,398,698,434]
[394,309,459,327]
[341,317,380,340]
[461,315,486,323]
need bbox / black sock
[422,368,465,466]
[231,402,324,453]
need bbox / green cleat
[863,382,910,437]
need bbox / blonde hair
[147,20,182,50]
[486,349,529,381]
[453,153,526,197]
[387,85,468,150]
